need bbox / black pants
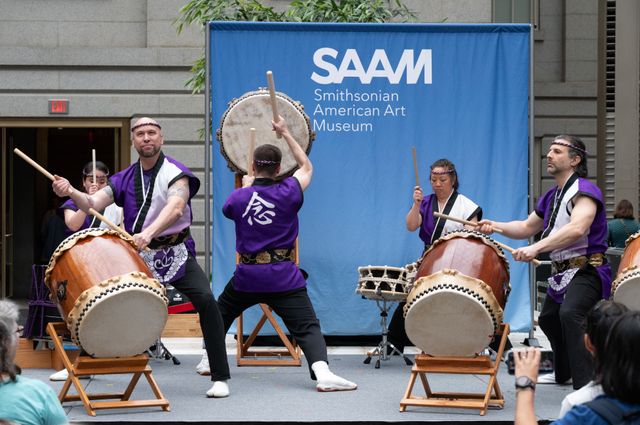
[388,302,412,352]
[538,265,602,389]
[171,257,230,381]
[217,280,328,379]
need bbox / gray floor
[21,352,571,424]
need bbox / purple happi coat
[535,173,612,302]
[108,152,198,284]
[223,177,305,293]
[418,192,482,247]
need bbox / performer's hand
[133,230,153,251]
[242,175,255,188]
[412,186,423,205]
[87,183,100,195]
[512,245,539,262]
[513,347,541,383]
[476,219,495,234]
[272,115,289,137]
[52,175,73,196]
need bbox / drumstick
[434,211,504,234]
[92,149,97,185]
[412,147,420,187]
[266,70,282,139]
[88,208,149,252]
[248,128,256,177]
[433,212,541,266]
[13,148,73,194]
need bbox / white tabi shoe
[196,352,210,376]
[312,361,357,392]
[49,369,90,381]
[206,381,230,398]
[537,373,572,385]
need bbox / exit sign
[49,99,69,114]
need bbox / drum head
[404,269,502,356]
[217,90,314,177]
[405,289,495,356]
[78,287,168,357]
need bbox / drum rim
[45,228,137,289]
[216,89,316,177]
[611,265,640,294]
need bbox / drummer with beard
[205,116,357,392]
[387,158,482,354]
[52,117,231,398]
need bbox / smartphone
[506,349,554,375]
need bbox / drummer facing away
[52,117,231,398]
[478,135,611,390]
[387,159,482,354]
[198,115,357,392]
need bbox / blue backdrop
[209,22,532,334]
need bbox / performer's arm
[519,195,597,260]
[132,176,190,249]
[478,211,544,240]
[52,176,114,215]
[62,183,101,231]
[514,348,540,425]
[272,116,312,191]
[406,186,423,231]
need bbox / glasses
[84,175,108,184]
[15,325,23,336]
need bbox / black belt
[239,249,294,265]
[552,253,606,274]
[148,228,190,249]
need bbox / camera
[506,349,554,375]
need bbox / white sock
[206,380,229,398]
[311,361,357,391]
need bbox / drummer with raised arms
[51,117,232,398]
[388,158,482,354]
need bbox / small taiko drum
[45,229,168,357]
[356,266,410,301]
[611,231,640,310]
[216,88,316,177]
[404,230,510,356]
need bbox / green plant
[175,0,416,93]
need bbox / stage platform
[20,333,569,425]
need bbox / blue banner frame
[208,22,531,334]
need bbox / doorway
[1,120,129,299]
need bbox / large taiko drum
[45,229,168,357]
[216,89,316,177]
[404,230,510,356]
[611,231,640,310]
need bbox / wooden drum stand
[47,322,170,416]
[399,323,509,416]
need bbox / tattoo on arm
[168,179,189,203]
[102,186,115,203]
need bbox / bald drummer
[52,117,231,398]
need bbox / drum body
[45,229,168,357]
[404,230,510,356]
[216,89,315,177]
[611,231,640,310]
[356,266,409,301]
